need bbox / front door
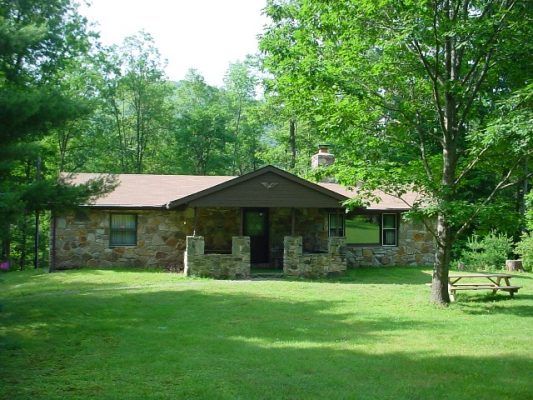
[243,208,269,264]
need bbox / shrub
[460,231,513,271]
[515,232,533,271]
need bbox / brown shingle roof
[63,173,234,208]
[64,168,419,210]
[318,183,420,211]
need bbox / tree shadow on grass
[455,293,533,317]
[319,266,433,285]
[1,288,532,399]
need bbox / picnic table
[448,273,522,302]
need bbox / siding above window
[110,214,137,247]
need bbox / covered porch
[188,206,345,268]
[168,166,348,278]
[183,231,346,279]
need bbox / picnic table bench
[447,273,522,302]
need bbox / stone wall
[52,209,194,269]
[184,236,250,279]
[52,207,434,271]
[345,219,435,267]
[283,236,346,278]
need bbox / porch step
[250,271,285,279]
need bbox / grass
[1,267,532,400]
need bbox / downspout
[193,207,198,236]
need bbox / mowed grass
[1,267,532,400]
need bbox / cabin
[51,146,435,278]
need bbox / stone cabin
[51,147,435,278]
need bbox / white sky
[80,0,268,87]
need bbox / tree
[0,0,115,266]
[260,0,532,303]
[97,32,175,173]
[222,59,266,174]
[172,70,231,175]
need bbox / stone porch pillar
[328,236,345,256]
[283,236,303,273]
[184,236,204,276]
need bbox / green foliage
[170,70,232,175]
[260,0,532,302]
[514,232,533,272]
[460,231,514,271]
[525,191,533,231]
[0,0,117,262]
[222,59,267,174]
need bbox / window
[345,215,380,244]
[329,212,399,246]
[382,213,398,246]
[110,214,137,246]
[328,213,344,237]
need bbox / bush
[460,231,513,271]
[515,232,533,271]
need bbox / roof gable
[168,165,348,208]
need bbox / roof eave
[80,204,166,210]
[167,165,349,208]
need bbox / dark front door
[243,208,269,264]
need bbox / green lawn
[1,267,532,400]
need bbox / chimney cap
[317,144,332,153]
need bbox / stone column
[232,236,251,278]
[184,236,204,276]
[328,236,345,256]
[283,236,303,274]
[232,236,250,262]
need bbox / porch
[188,207,345,270]
[184,234,346,279]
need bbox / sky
[80,0,268,87]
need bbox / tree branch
[407,41,447,141]
[456,153,530,236]
[458,48,494,128]
[453,141,492,185]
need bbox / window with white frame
[329,212,399,246]
[382,213,398,246]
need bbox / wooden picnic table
[448,272,522,302]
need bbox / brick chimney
[311,144,335,169]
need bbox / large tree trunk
[432,213,451,304]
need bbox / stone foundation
[283,236,346,278]
[345,219,435,267]
[185,236,250,279]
